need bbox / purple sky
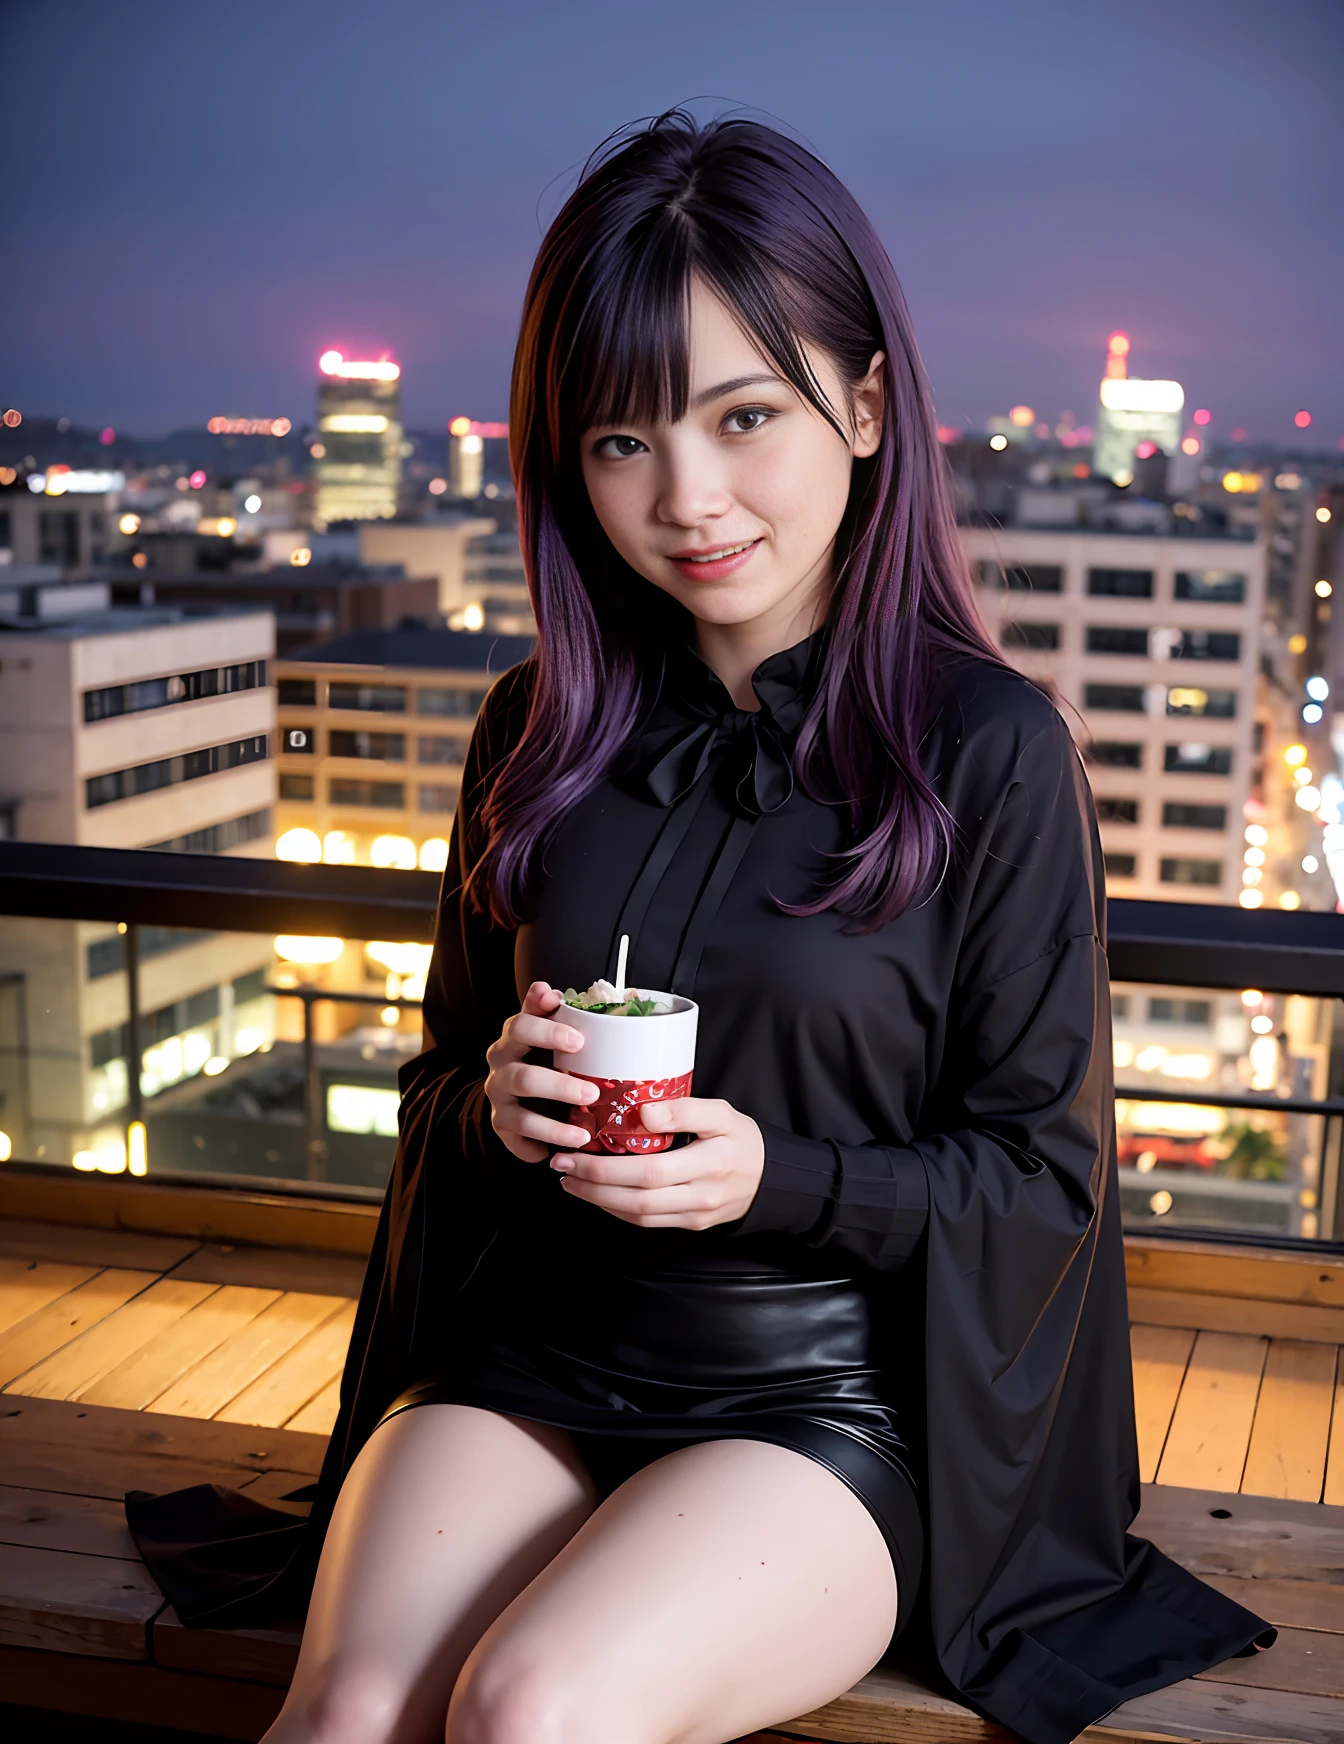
[3,0,1341,445]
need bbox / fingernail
[565,1030,582,1050]
[551,1156,574,1172]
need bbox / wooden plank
[153,1604,301,1687]
[6,1277,219,1403]
[285,1374,342,1436]
[1240,1341,1338,1503]
[1197,1624,1344,1698]
[1130,1324,1194,1483]
[1128,1286,1344,1345]
[1133,1483,1344,1584]
[1089,1678,1344,1744]
[1126,1239,1344,1312]
[0,1259,99,1336]
[0,1269,156,1390]
[0,1541,162,1659]
[0,1397,326,1504]
[147,1292,348,1420]
[774,1661,1344,1744]
[172,1243,367,1298]
[1155,1332,1267,1493]
[1325,1361,1344,1508]
[80,1283,281,1412]
[237,1467,320,1510]
[780,1664,1010,1742]
[1202,1574,1344,1635]
[217,1301,356,1428]
[0,1485,139,1560]
[0,1173,378,1257]
[0,1218,199,1272]
[0,1641,286,1740]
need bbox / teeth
[681,541,755,563]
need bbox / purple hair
[471,110,1011,932]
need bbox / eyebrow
[690,372,786,410]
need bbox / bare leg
[446,1437,899,1744]
[263,1404,600,1744]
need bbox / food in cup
[562,980,672,1016]
[556,984,698,1154]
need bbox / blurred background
[1,0,1342,1242]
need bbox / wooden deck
[1,1214,1342,1741]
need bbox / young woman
[130,111,1273,1744]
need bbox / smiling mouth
[670,539,761,564]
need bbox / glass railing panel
[0,916,426,1198]
[1110,979,1344,1241]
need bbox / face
[580,277,884,646]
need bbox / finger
[551,1146,705,1189]
[558,1177,720,1219]
[505,1108,594,1151]
[521,980,562,1015]
[506,1013,587,1056]
[500,1062,598,1104]
[639,1096,733,1137]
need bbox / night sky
[3,0,1341,444]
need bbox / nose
[653,442,732,530]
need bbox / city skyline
[3,0,1342,443]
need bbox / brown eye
[595,434,645,458]
[725,408,771,434]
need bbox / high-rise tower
[314,351,402,525]
[1093,332,1184,486]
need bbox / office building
[1092,332,1184,486]
[962,523,1266,904]
[458,523,534,634]
[0,471,124,577]
[273,626,534,872]
[0,582,277,1171]
[314,351,403,525]
[356,515,496,620]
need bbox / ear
[850,351,885,459]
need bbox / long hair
[471,109,1010,931]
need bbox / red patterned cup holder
[570,1072,694,1154]
[557,987,698,1157]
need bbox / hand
[484,981,598,1163]
[549,1097,765,1230]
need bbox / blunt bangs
[558,193,853,459]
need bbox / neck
[692,575,828,711]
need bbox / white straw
[615,932,630,998]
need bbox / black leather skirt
[381,1239,925,1643]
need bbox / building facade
[962,525,1267,904]
[0,585,277,1172]
[273,628,535,872]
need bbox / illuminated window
[328,1083,401,1137]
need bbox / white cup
[557,990,698,1154]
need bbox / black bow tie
[621,631,826,815]
[629,705,797,814]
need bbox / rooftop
[285,626,536,672]
[0,604,273,639]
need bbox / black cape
[128,637,1274,1744]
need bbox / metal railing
[1,841,1342,1247]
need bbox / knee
[446,1645,631,1744]
[271,1662,410,1744]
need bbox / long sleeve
[724,703,1105,1280]
[396,666,530,1180]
